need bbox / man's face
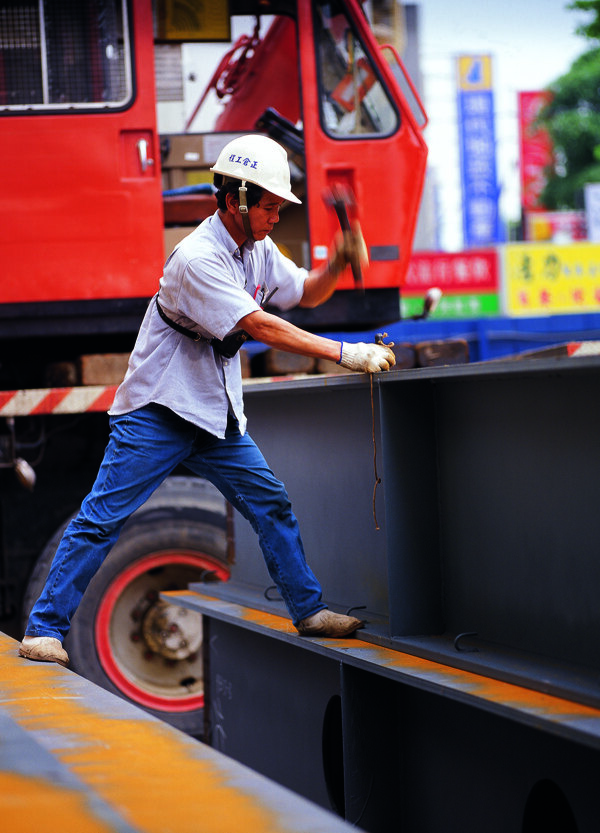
[247,191,285,240]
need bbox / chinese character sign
[518,91,553,213]
[402,249,500,319]
[457,56,501,247]
[405,249,498,292]
[505,243,600,315]
[584,183,600,242]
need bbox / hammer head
[322,183,365,291]
[323,183,356,226]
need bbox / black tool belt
[156,297,249,359]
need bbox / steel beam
[167,354,600,831]
[235,357,600,702]
[168,589,600,832]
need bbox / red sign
[525,210,587,242]
[518,91,554,212]
[405,249,499,294]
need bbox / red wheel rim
[95,551,229,712]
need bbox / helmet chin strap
[238,181,255,242]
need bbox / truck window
[313,0,399,138]
[0,0,132,112]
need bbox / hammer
[323,184,364,291]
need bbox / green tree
[570,0,600,39]
[537,1,600,209]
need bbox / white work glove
[328,222,369,278]
[338,342,396,373]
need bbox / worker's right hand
[338,342,396,373]
[327,222,369,279]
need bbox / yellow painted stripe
[0,772,117,833]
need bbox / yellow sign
[157,0,230,42]
[457,55,492,91]
[504,243,600,316]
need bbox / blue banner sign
[456,56,501,247]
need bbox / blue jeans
[25,404,325,640]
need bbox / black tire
[22,477,230,737]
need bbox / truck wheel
[22,477,231,737]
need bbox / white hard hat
[210,134,301,204]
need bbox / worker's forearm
[299,262,340,308]
[239,309,341,362]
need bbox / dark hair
[214,174,264,211]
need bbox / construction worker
[19,134,396,666]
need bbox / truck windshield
[313,0,399,138]
[0,0,132,112]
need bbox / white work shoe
[296,609,364,638]
[19,636,69,667]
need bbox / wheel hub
[141,600,203,661]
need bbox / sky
[415,0,592,249]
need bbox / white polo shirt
[109,212,307,437]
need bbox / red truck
[0,0,427,735]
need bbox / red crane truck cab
[0,0,427,377]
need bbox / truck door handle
[137,138,154,172]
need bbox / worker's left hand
[327,222,369,279]
[338,342,396,373]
